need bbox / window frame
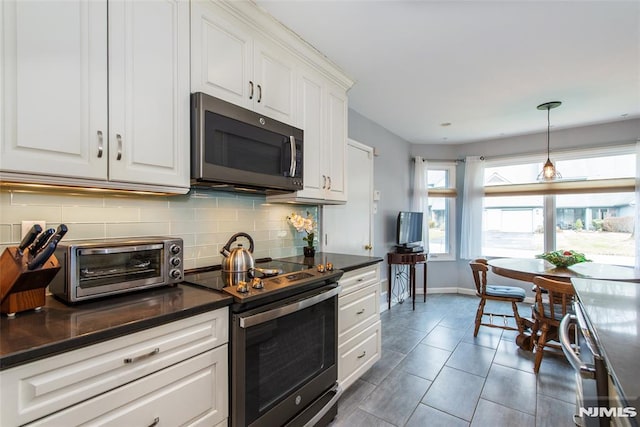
[480,144,636,262]
[427,162,457,261]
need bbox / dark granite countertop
[0,284,232,370]
[278,252,383,272]
[0,253,380,371]
[571,278,640,409]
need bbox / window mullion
[544,194,556,252]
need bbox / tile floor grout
[330,293,577,427]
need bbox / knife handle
[29,228,55,255]
[28,242,57,270]
[18,224,43,253]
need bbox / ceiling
[254,0,640,145]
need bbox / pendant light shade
[536,101,562,181]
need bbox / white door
[323,139,373,255]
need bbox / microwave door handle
[289,135,297,177]
[560,314,596,379]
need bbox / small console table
[387,252,427,310]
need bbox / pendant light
[536,101,562,181]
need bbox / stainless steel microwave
[190,92,303,194]
[49,237,183,303]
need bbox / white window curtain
[460,156,485,260]
[635,140,640,270]
[412,157,429,250]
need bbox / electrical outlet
[21,220,46,238]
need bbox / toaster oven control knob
[170,269,182,279]
[170,257,181,267]
[170,244,181,255]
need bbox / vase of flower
[287,211,317,258]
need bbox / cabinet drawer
[27,345,228,426]
[1,309,228,426]
[339,265,379,295]
[338,320,381,390]
[338,283,379,343]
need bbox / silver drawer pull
[357,278,365,282]
[124,348,159,364]
[356,309,365,315]
[148,417,160,427]
[357,350,367,359]
[97,130,104,158]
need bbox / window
[427,163,456,260]
[481,146,636,266]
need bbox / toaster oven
[49,237,183,303]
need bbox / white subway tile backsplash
[0,188,317,268]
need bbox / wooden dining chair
[469,259,526,337]
[530,275,576,373]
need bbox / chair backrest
[532,276,575,325]
[469,258,489,295]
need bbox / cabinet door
[108,0,190,188]
[295,68,325,199]
[190,1,253,108]
[324,85,348,202]
[253,40,296,125]
[0,0,108,179]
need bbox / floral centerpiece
[536,250,591,267]
[287,211,316,257]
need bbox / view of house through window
[482,148,636,266]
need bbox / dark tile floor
[330,293,577,427]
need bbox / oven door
[73,244,166,300]
[231,285,341,427]
[560,310,609,427]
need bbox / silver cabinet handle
[322,175,327,189]
[116,134,123,160]
[356,308,365,315]
[327,176,332,189]
[289,136,297,177]
[249,81,254,100]
[357,350,367,359]
[148,417,160,427]
[124,347,159,364]
[97,130,104,158]
[257,84,262,103]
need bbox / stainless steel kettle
[220,232,255,274]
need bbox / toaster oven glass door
[74,244,165,298]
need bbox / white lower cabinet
[0,309,229,427]
[337,264,381,390]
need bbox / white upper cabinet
[108,0,190,188]
[267,67,348,204]
[191,0,296,125]
[0,0,190,194]
[0,0,108,180]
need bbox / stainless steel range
[184,259,344,427]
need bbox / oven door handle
[303,384,343,427]
[560,314,596,379]
[239,286,340,328]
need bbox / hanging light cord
[546,106,551,159]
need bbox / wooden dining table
[487,257,640,283]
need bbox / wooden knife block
[0,247,61,316]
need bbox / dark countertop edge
[0,295,231,371]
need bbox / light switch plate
[21,220,46,238]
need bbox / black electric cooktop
[183,258,343,307]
